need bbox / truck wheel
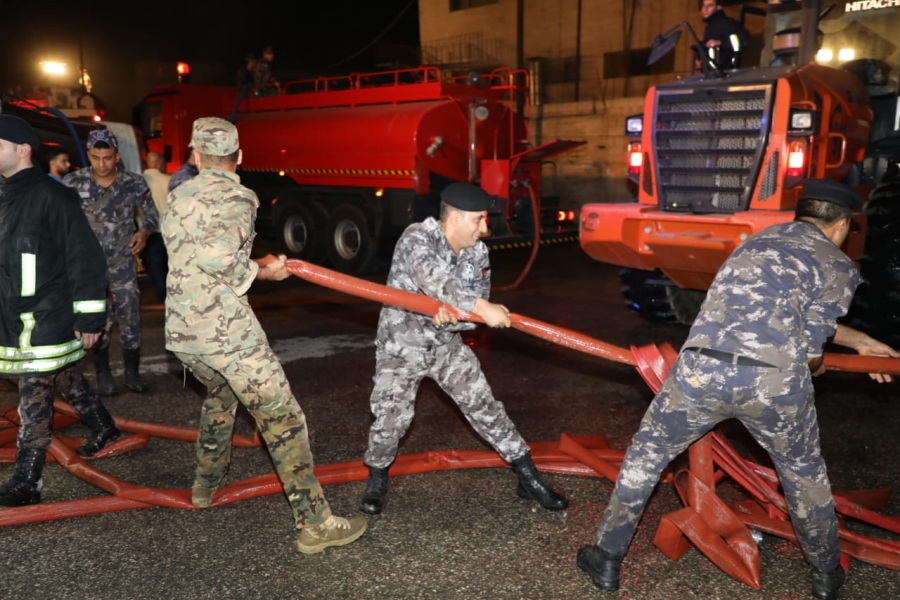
[619,268,704,325]
[846,182,900,347]
[275,201,326,263]
[326,204,375,274]
[665,287,704,326]
[619,268,677,322]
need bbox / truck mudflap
[579,203,862,290]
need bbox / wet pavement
[2,243,900,599]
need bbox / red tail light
[628,142,642,176]
[787,141,806,178]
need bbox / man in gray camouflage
[64,129,159,396]
[577,179,899,600]
[162,116,367,554]
[359,182,568,515]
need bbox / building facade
[419,0,764,203]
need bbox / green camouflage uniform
[162,118,330,528]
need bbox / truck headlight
[625,115,643,134]
[789,109,815,134]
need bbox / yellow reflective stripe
[21,253,36,297]
[0,337,84,359]
[0,348,85,374]
[73,300,107,314]
[19,313,35,349]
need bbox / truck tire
[326,204,375,274]
[846,181,900,347]
[275,201,326,263]
[619,268,677,322]
[619,268,704,325]
[665,286,704,326]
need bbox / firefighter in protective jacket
[0,115,120,507]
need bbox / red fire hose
[2,258,899,593]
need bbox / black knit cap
[0,115,40,150]
[441,182,495,212]
[799,178,862,209]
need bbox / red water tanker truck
[139,66,583,273]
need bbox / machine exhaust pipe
[798,0,820,65]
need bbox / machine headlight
[625,115,643,134]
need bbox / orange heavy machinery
[139,67,582,274]
[580,0,900,328]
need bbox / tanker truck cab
[140,67,584,275]
[581,0,900,326]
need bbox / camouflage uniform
[252,57,275,85]
[595,221,859,574]
[364,217,529,469]
[163,152,330,528]
[64,167,159,351]
[17,367,102,449]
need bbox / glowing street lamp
[41,61,67,76]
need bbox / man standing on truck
[699,0,751,70]
[576,179,899,600]
[163,117,367,553]
[64,130,159,396]
[0,116,120,507]
[358,182,568,515]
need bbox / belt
[684,347,774,368]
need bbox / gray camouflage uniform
[595,221,859,573]
[64,168,159,351]
[364,217,529,469]
[163,166,331,528]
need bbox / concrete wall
[419,0,763,206]
[530,96,646,206]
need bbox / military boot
[94,345,117,397]
[0,447,46,507]
[812,565,845,600]
[510,453,568,511]
[577,544,624,592]
[122,348,148,393]
[359,465,390,515]
[296,514,368,554]
[77,406,121,457]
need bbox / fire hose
[2,258,900,590]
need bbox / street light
[41,62,67,76]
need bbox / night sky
[0,0,420,116]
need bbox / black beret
[441,182,495,212]
[799,178,861,209]
[0,115,40,150]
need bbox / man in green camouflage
[162,116,367,554]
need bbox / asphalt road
[1,243,899,599]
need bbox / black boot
[812,565,845,600]
[77,406,121,457]
[94,345,117,397]
[577,544,623,592]
[122,348,148,393]
[510,453,568,511]
[360,465,390,514]
[0,447,46,507]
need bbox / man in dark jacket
[0,115,120,507]
[699,0,751,71]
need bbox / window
[450,0,499,11]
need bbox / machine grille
[654,87,771,213]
